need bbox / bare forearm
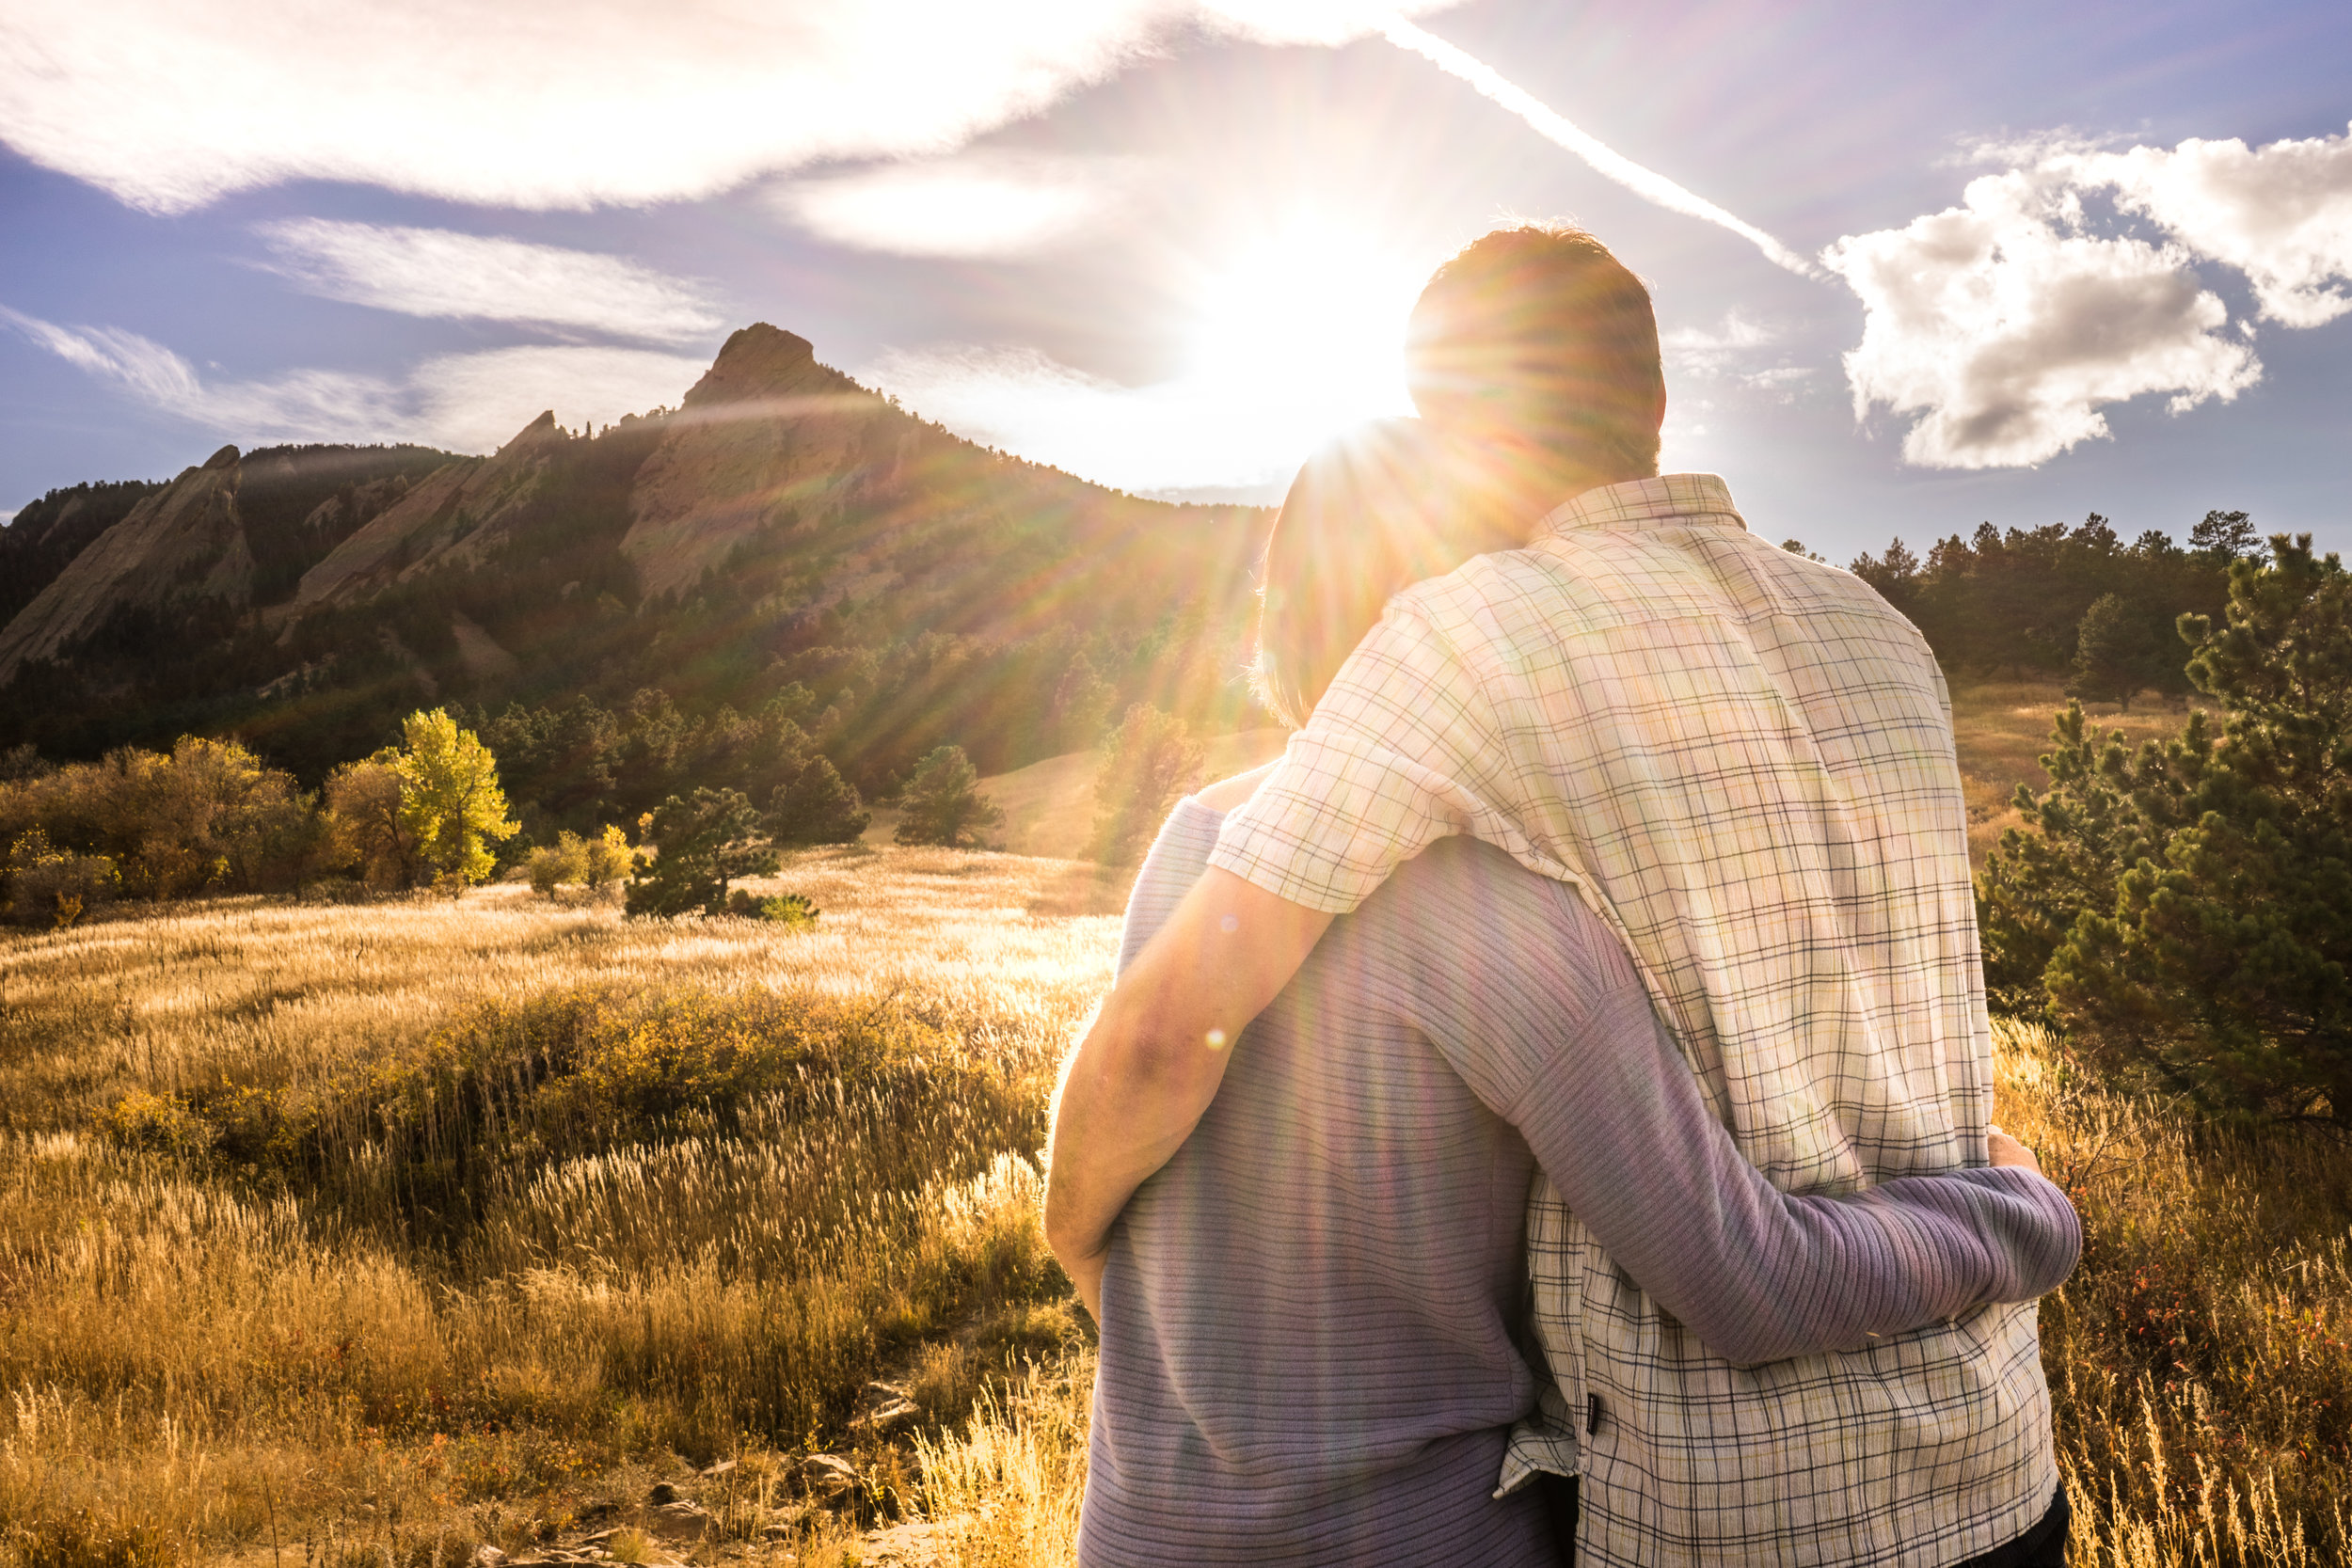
[1043,866,1331,1303]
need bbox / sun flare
[1184,219,1424,453]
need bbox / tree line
[1837,508,2265,711]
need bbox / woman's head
[1250,419,1524,729]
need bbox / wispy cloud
[1380,18,1819,277]
[2,307,702,452]
[1818,125,2352,469]
[0,1,1464,213]
[773,151,1146,260]
[1662,310,1815,399]
[255,220,725,343]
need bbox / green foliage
[625,787,777,918]
[725,889,820,927]
[893,746,1003,849]
[766,753,869,846]
[1980,535,2352,1128]
[1852,510,2248,686]
[393,708,518,889]
[2066,592,2162,712]
[1087,704,1205,865]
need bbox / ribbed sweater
[1079,800,2079,1567]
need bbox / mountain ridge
[0,325,1273,794]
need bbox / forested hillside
[0,326,1266,819]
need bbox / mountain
[0,325,1273,799]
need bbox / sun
[1184,218,1425,454]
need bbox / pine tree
[2065,593,2160,712]
[1985,535,2352,1128]
[1087,704,1205,865]
[625,788,778,917]
[893,746,1003,848]
[767,756,870,845]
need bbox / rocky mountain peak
[201,444,241,471]
[681,324,826,409]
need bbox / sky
[1,0,2348,566]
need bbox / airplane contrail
[1380,18,1822,279]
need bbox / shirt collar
[1533,473,1745,537]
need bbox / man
[1048,225,2066,1565]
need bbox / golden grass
[4,826,2348,1566]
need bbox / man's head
[1405,224,1665,488]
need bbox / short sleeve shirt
[1207,473,2056,1566]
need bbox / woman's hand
[1987,1124,2042,1176]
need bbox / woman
[1063,420,2079,1566]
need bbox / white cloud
[0,0,1463,214]
[2051,126,2352,328]
[773,151,1145,259]
[3,307,702,452]
[255,220,725,342]
[1824,123,2352,469]
[1823,166,2262,468]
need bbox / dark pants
[1538,1480,2069,1567]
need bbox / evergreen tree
[893,746,1003,848]
[393,709,518,890]
[1983,535,2352,1129]
[767,756,870,845]
[1088,704,1205,865]
[2065,593,2161,712]
[625,787,777,917]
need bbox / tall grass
[0,847,1108,1561]
[3,839,2348,1565]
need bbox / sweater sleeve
[1386,859,2081,1369]
[1115,797,1227,976]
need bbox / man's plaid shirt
[1210,473,2057,1566]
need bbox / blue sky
[2,0,2347,566]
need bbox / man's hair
[1405,224,1664,483]
[1249,420,1522,728]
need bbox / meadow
[1,683,2346,1567]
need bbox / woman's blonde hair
[1249,419,1522,729]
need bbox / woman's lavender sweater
[1078,800,2079,1568]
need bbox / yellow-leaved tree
[392,708,517,891]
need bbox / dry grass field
[4,688,2347,1567]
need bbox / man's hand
[1987,1124,2042,1175]
[1044,867,1333,1317]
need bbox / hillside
[0,325,1271,797]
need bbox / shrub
[525,831,589,898]
[5,828,119,927]
[894,745,1002,849]
[1087,704,1204,865]
[726,889,820,927]
[580,823,631,889]
[1981,534,2352,1127]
